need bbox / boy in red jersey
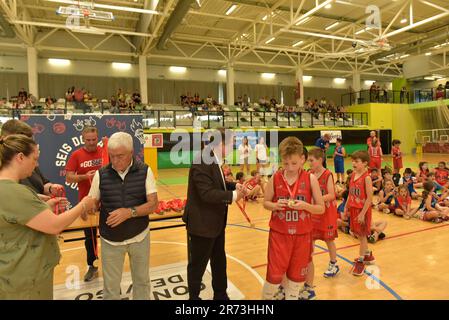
[307,148,339,281]
[343,150,375,276]
[368,138,382,172]
[244,170,264,200]
[434,161,449,188]
[262,137,325,300]
[391,140,403,175]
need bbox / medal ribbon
[280,169,302,204]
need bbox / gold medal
[288,200,296,207]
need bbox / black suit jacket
[183,155,236,238]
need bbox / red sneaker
[352,259,365,276]
[364,252,376,265]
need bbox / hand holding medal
[281,170,301,209]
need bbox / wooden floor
[56,153,449,300]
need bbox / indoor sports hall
[1,0,449,301]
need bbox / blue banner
[21,114,145,207]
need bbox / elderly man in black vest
[88,132,158,300]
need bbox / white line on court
[59,240,264,286]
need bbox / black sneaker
[84,266,98,282]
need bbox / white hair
[108,132,133,151]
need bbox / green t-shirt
[0,180,61,295]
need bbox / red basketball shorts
[266,230,313,284]
[312,228,338,241]
[349,207,372,237]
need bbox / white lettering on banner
[53,262,244,300]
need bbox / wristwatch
[130,207,138,218]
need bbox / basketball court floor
[56,153,449,300]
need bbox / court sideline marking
[227,223,403,300]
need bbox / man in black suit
[183,128,246,300]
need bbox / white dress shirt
[212,149,237,203]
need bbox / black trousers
[83,227,98,266]
[187,232,228,300]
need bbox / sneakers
[382,208,390,214]
[273,286,285,300]
[351,259,365,276]
[367,234,376,243]
[84,266,98,282]
[364,251,376,265]
[323,262,340,278]
[298,284,316,300]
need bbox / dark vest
[99,160,149,242]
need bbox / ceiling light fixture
[325,22,340,30]
[226,4,237,15]
[46,0,159,15]
[295,17,311,26]
[292,40,304,47]
[112,62,131,70]
[265,37,275,44]
[261,73,275,79]
[48,58,70,66]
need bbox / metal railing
[341,88,449,106]
[0,105,368,129]
[341,90,411,106]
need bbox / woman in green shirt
[0,134,97,299]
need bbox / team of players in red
[262,137,374,300]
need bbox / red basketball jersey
[392,146,401,159]
[245,177,258,190]
[419,169,429,180]
[270,170,312,235]
[368,145,381,158]
[348,171,369,209]
[311,169,337,231]
[397,195,411,208]
[434,168,449,186]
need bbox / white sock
[261,281,280,300]
[281,274,288,289]
[284,278,302,300]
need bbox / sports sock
[261,281,281,300]
[284,278,302,300]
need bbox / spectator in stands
[235,96,243,107]
[206,94,213,107]
[400,86,408,103]
[320,97,327,107]
[270,97,277,108]
[243,94,249,107]
[370,82,378,102]
[349,86,355,105]
[65,87,74,102]
[445,81,449,99]
[110,96,119,113]
[132,90,141,105]
[45,96,54,109]
[74,87,86,110]
[18,88,27,100]
[26,94,36,109]
[436,84,445,100]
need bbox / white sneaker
[273,286,285,300]
[323,262,340,278]
[298,285,317,300]
[373,204,379,210]
[383,208,390,214]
